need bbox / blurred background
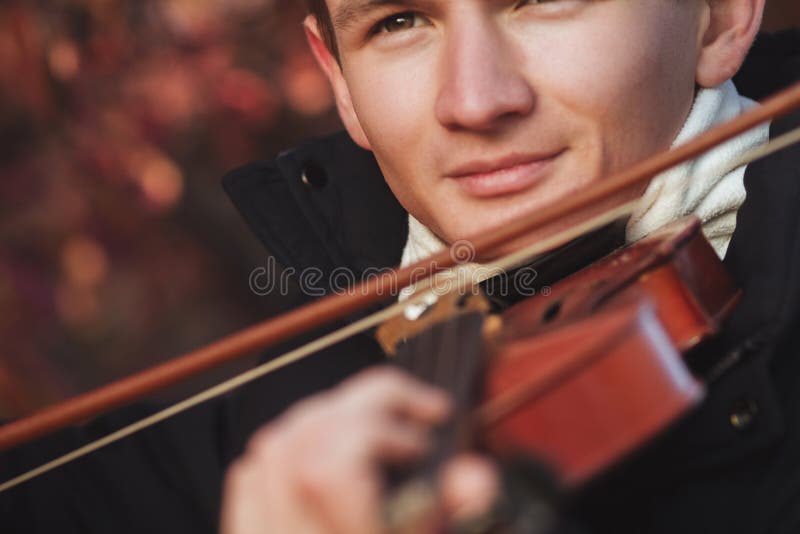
[0,1,798,417]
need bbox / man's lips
[445,150,564,198]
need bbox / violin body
[480,216,740,487]
[497,215,740,351]
[384,216,741,493]
[482,297,703,487]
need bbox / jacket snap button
[301,162,328,189]
[729,398,758,431]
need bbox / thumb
[439,454,500,523]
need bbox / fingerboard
[388,311,487,488]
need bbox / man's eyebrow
[332,0,419,33]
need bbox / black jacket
[2,30,800,534]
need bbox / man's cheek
[354,78,429,140]
[555,52,644,107]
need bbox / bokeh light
[0,0,796,417]
[0,0,340,416]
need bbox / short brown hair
[305,0,339,59]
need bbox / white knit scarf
[401,80,768,268]
[626,80,768,257]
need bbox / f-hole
[542,300,562,324]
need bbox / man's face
[325,0,705,246]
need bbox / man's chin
[441,205,618,264]
[434,204,544,250]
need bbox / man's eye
[516,0,579,14]
[376,12,423,34]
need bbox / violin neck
[383,311,487,528]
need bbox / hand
[220,366,499,534]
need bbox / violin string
[4,121,800,493]
[5,84,800,461]
[447,315,463,395]
[434,306,454,389]
[472,201,640,283]
[442,309,467,425]
[0,205,620,493]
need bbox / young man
[2,1,800,533]
[219,1,800,533]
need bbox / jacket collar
[720,107,800,350]
[222,131,407,284]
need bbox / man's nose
[435,17,535,131]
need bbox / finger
[343,367,451,424]
[319,465,384,534]
[300,416,432,481]
[296,446,385,534]
[223,455,330,534]
[294,417,437,534]
[439,454,501,523]
[364,417,434,462]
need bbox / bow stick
[2,80,800,484]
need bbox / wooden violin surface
[478,216,739,487]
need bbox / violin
[374,216,736,532]
[2,81,800,499]
[382,216,736,489]
[483,215,738,486]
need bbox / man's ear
[304,16,372,150]
[696,0,765,88]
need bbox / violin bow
[3,81,800,492]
